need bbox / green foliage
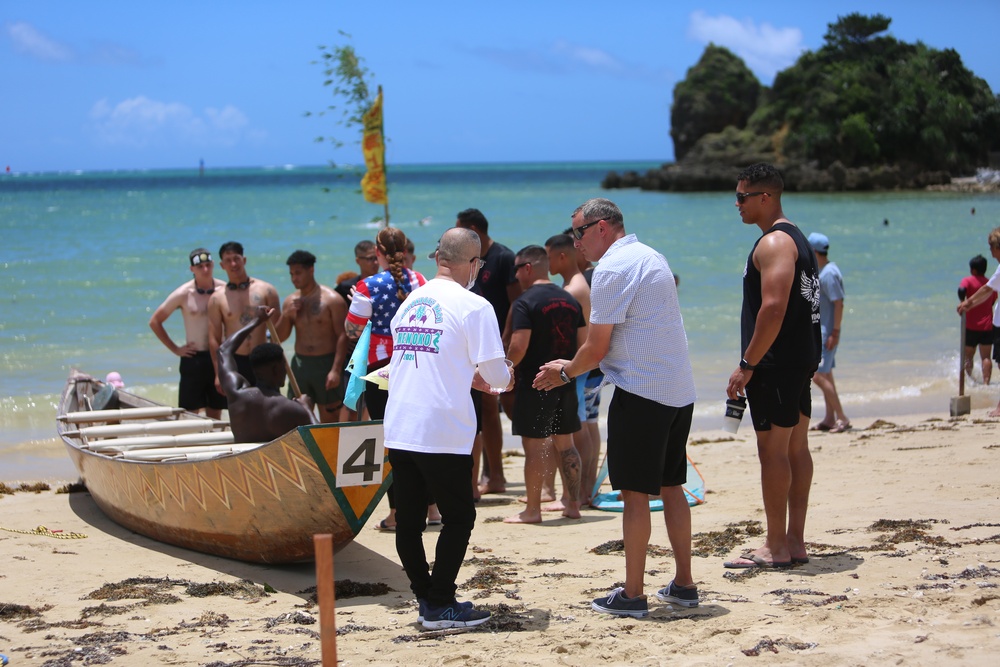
[307,31,377,160]
[735,13,998,173]
[823,12,891,49]
[670,44,761,161]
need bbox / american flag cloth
[346,268,427,364]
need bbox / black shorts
[966,328,992,347]
[605,387,692,495]
[745,367,812,431]
[470,389,483,433]
[511,383,580,439]
[178,351,227,411]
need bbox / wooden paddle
[266,318,303,398]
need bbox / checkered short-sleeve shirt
[589,234,696,408]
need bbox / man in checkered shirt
[535,197,698,618]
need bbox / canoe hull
[59,372,390,563]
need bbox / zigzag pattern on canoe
[96,438,323,511]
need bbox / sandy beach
[2,411,999,666]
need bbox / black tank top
[740,222,822,370]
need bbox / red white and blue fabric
[347,268,426,365]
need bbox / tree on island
[606,13,1000,192]
[670,44,761,162]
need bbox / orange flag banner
[360,90,387,205]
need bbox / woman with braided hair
[346,226,427,419]
[346,227,434,530]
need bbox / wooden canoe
[57,370,391,563]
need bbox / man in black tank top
[725,163,821,570]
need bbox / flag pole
[379,86,389,228]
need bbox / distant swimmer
[419,216,432,226]
[883,218,889,226]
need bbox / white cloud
[463,39,669,82]
[90,96,259,148]
[4,20,145,66]
[687,11,804,83]
[551,40,625,74]
[5,21,74,62]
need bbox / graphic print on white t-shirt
[394,296,444,365]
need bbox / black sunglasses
[514,261,531,271]
[571,219,603,240]
[736,191,768,204]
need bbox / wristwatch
[559,367,571,384]
[739,358,757,371]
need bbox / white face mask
[466,272,477,290]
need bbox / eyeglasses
[469,257,486,272]
[358,255,378,262]
[736,191,768,204]
[571,219,604,240]
[514,261,531,271]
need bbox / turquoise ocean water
[2,162,999,481]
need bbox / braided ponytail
[377,227,411,302]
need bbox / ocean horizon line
[1,158,668,179]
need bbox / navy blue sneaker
[417,598,473,623]
[591,587,649,618]
[421,600,491,629]
[655,579,699,608]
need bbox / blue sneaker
[655,579,699,608]
[591,587,649,618]
[417,598,473,623]
[421,600,491,629]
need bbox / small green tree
[307,31,378,166]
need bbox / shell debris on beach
[1,412,999,665]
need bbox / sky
[3,1,999,173]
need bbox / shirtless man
[218,306,316,443]
[546,231,598,504]
[208,241,281,393]
[274,250,348,423]
[149,248,227,418]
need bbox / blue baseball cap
[807,232,829,253]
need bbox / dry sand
[2,412,999,666]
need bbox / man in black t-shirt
[455,208,522,497]
[504,245,585,524]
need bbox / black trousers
[388,448,476,607]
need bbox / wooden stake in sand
[314,533,337,666]
[952,286,971,416]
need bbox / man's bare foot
[518,494,556,504]
[478,479,507,495]
[504,511,542,524]
[540,500,567,512]
[989,408,1000,418]
[561,504,581,520]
